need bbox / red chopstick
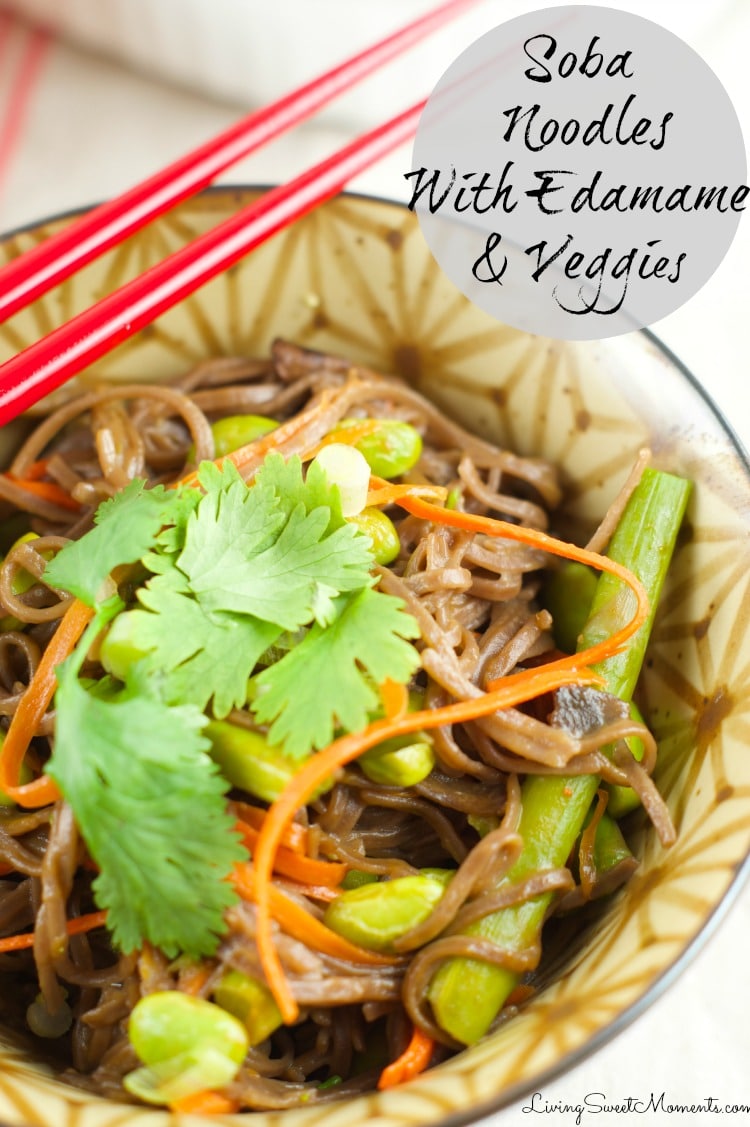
[0,0,479,324]
[0,100,424,425]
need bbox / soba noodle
[0,340,670,1109]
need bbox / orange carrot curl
[0,597,94,809]
[251,483,650,1025]
[378,1024,435,1090]
[234,820,346,888]
[0,909,108,954]
[3,474,81,512]
[232,864,396,970]
[380,678,409,721]
[251,662,602,1025]
[169,1091,240,1116]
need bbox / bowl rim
[1,185,749,1126]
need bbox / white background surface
[0,2,747,1123]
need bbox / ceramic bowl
[0,188,749,1127]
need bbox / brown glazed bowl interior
[0,188,749,1127]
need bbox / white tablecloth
[0,2,747,1122]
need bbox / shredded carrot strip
[233,803,307,854]
[235,820,346,888]
[179,383,352,489]
[378,1025,435,1090]
[4,474,81,512]
[279,880,341,904]
[0,909,108,954]
[365,480,446,508]
[16,460,48,482]
[232,864,397,970]
[0,598,94,808]
[179,963,212,997]
[380,678,408,721]
[251,662,601,1024]
[303,418,382,461]
[251,483,650,1023]
[169,1091,240,1115]
[505,983,536,1006]
[375,481,651,681]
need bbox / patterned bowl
[0,188,748,1127]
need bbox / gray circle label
[409,6,747,339]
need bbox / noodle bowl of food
[0,188,748,1125]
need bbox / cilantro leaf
[48,664,246,958]
[179,459,372,630]
[252,587,421,759]
[255,452,346,531]
[43,480,186,606]
[125,580,282,718]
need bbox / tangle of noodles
[0,340,670,1109]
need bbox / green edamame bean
[124,1050,237,1105]
[323,873,448,952]
[99,613,151,682]
[129,991,248,1068]
[332,418,422,479]
[211,415,278,457]
[213,969,282,1046]
[347,507,400,565]
[187,414,278,462]
[124,991,249,1104]
[358,735,435,787]
[6,532,52,598]
[206,719,332,803]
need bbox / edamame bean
[323,873,448,952]
[213,969,282,1046]
[348,507,400,565]
[332,419,422,479]
[99,612,151,682]
[7,532,49,597]
[187,414,277,462]
[206,719,332,803]
[312,443,370,516]
[358,735,435,787]
[129,991,248,1066]
[124,991,248,1105]
[211,414,278,456]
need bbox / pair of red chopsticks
[0,0,481,427]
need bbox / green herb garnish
[43,452,420,959]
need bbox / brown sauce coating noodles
[0,341,664,1108]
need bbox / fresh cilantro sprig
[43,480,199,606]
[253,587,421,759]
[43,449,423,958]
[46,609,246,958]
[178,458,373,629]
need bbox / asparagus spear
[428,467,691,1044]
